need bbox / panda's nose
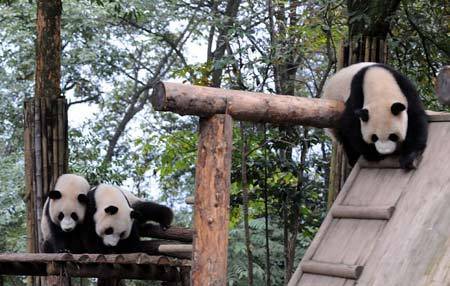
[62,226,74,232]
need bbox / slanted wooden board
[289,121,450,285]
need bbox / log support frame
[191,114,233,286]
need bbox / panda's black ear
[104,206,118,215]
[391,102,406,115]
[355,108,369,122]
[48,190,62,200]
[130,210,142,221]
[78,194,88,204]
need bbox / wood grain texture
[151,81,345,128]
[291,122,450,285]
[191,114,233,286]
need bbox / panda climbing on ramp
[322,62,428,169]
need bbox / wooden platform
[0,253,190,280]
[289,119,450,285]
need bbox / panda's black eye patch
[371,134,379,143]
[105,206,118,215]
[104,227,114,235]
[389,133,399,142]
[120,231,126,238]
[58,212,64,221]
[71,212,78,221]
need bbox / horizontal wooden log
[151,82,345,128]
[158,245,192,254]
[139,223,193,242]
[0,253,190,266]
[0,253,191,280]
[332,205,395,220]
[140,241,192,259]
[185,196,194,205]
[301,260,363,279]
[47,263,179,280]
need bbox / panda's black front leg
[399,150,421,170]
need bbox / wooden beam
[191,114,233,286]
[151,82,344,128]
[332,205,395,220]
[139,223,194,242]
[301,260,363,279]
[158,245,192,254]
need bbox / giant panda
[84,184,173,253]
[41,174,90,253]
[322,62,428,169]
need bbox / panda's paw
[160,223,171,231]
[399,153,417,170]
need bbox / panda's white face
[93,184,135,247]
[358,102,408,155]
[357,65,409,155]
[48,174,90,232]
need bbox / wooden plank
[151,82,345,128]
[287,164,362,286]
[331,205,395,220]
[191,114,233,286]
[356,122,450,285]
[298,273,348,286]
[358,155,422,169]
[301,260,363,279]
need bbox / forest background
[0,0,448,285]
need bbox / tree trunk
[26,1,68,285]
[240,122,253,286]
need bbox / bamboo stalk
[33,100,44,252]
[40,98,49,202]
[364,37,371,62]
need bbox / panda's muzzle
[60,218,76,232]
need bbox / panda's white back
[322,62,376,101]
[363,66,408,107]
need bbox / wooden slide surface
[289,116,450,286]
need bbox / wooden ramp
[289,116,450,286]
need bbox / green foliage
[0,0,447,285]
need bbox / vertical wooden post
[25,1,68,285]
[191,114,233,286]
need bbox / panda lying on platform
[83,184,174,253]
[323,62,428,169]
[42,175,174,254]
[41,174,90,253]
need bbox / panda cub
[322,62,428,169]
[84,184,173,253]
[41,174,90,253]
